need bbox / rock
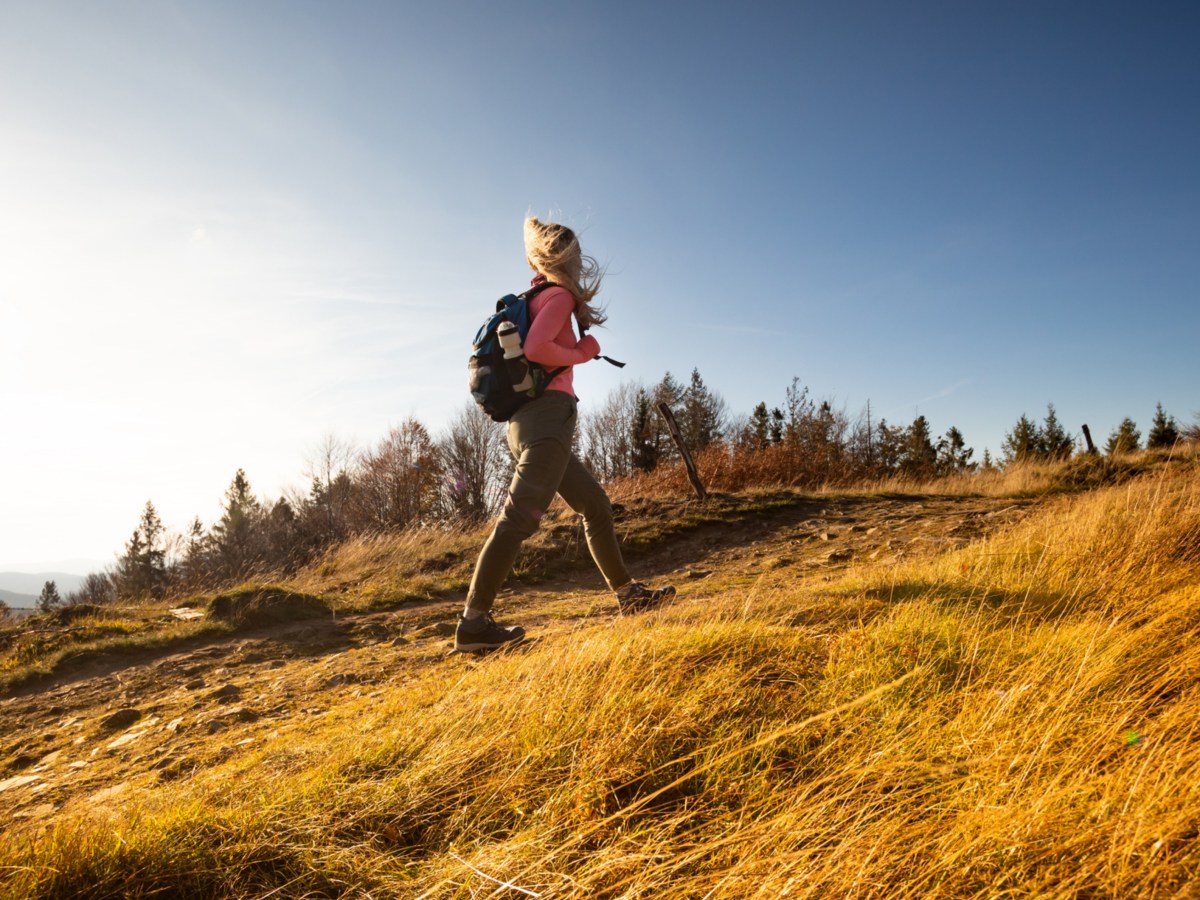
[107,730,148,751]
[432,622,457,637]
[0,774,41,792]
[13,803,58,819]
[185,679,206,691]
[100,709,142,731]
[391,636,410,646]
[819,531,835,541]
[826,549,854,563]
[210,684,242,702]
[323,673,360,688]
[169,607,204,621]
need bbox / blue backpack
[468,283,563,422]
[468,283,625,422]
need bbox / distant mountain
[1,587,38,608]
[0,572,87,597]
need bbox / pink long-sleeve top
[524,276,600,398]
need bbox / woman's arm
[524,289,600,367]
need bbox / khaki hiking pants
[466,390,631,614]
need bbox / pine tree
[1147,403,1180,449]
[749,402,770,450]
[631,388,658,473]
[875,419,906,473]
[769,407,784,444]
[1105,418,1141,455]
[37,580,62,613]
[937,426,975,473]
[782,377,814,445]
[680,368,726,451]
[1001,414,1042,464]
[211,469,266,581]
[115,501,169,599]
[1041,404,1075,460]
[900,415,938,477]
[651,372,685,462]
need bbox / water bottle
[496,321,534,392]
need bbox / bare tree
[581,381,641,482]
[68,571,117,606]
[295,434,357,544]
[438,403,513,523]
[353,419,443,531]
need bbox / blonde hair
[523,217,607,329]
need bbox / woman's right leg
[556,454,632,591]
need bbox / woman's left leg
[463,392,577,616]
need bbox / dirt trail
[0,493,1032,824]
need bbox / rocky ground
[0,493,1032,827]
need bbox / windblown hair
[523,217,607,329]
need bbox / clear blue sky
[2,1,1197,571]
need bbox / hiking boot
[454,612,526,652]
[615,581,677,613]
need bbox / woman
[456,217,676,652]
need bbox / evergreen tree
[680,368,726,451]
[1147,402,1180,449]
[769,407,784,444]
[1040,404,1075,460]
[875,419,906,473]
[651,372,685,461]
[980,448,996,471]
[937,426,976,473]
[631,388,658,473]
[782,377,814,444]
[115,501,169,599]
[1105,418,1141,455]
[900,415,938,477]
[37,580,62,613]
[1001,413,1042,464]
[211,469,266,581]
[749,402,770,450]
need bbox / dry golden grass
[608,440,1198,503]
[2,455,1199,897]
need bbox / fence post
[1081,424,1097,455]
[655,401,708,501]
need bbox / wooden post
[1081,424,1097,455]
[656,401,708,501]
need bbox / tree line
[30,373,1195,612]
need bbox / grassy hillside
[1,450,1198,897]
